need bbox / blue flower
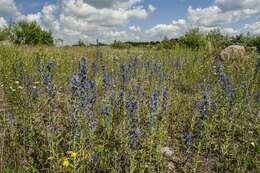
[43,60,56,112]
[126,96,140,149]
[35,54,42,73]
[120,64,128,85]
[162,88,169,111]
[70,57,96,126]
[215,57,235,104]
[150,89,160,125]
[102,64,109,89]
[181,129,193,165]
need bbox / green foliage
[7,21,54,45]
[111,40,130,49]
[158,37,177,49]
[242,34,260,53]
[0,28,8,41]
[206,29,231,50]
[179,28,207,49]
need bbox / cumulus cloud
[15,0,156,44]
[148,4,156,13]
[146,19,186,34]
[215,0,260,12]
[0,0,260,44]
[0,0,20,17]
[188,5,257,27]
[0,17,7,28]
[244,22,260,34]
[145,19,186,40]
[187,0,260,36]
[198,25,238,35]
[129,26,141,32]
[83,0,142,9]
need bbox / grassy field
[0,44,260,172]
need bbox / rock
[220,45,246,63]
[161,147,174,158]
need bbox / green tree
[206,29,230,50]
[8,21,54,45]
[179,28,207,49]
[0,26,8,41]
[244,35,260,53]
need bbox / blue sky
[0,0,259,44]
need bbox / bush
[242,35,260,53]
[179,28,207,49]
[206,29,231,50]
[7,21,54,45]
[0,28,8,41]
[111,40,130,49]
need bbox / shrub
[179,28,207,49]
[243,35,260,53]
[7,21,54,45]
[0,28,8,41]
[206,29,231,50]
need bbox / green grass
[0,44,259,172]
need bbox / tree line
[0,21,259,52]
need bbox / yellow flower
[62,158,69,168]
[47,156,54,161]
[67,151,77,158]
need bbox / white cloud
[0,0,259,44]
[148,4,156,13]
[244,22,260,34]
[215,0,260,12]
[129,26,141,32]
[188,6,257,27]
[187,0,260,36]
[145,19,186,39]
[0,0,20,17]
[15,0,154,44]
[198,26,238,35]
[0,17,7,28]
[83,0,142,9]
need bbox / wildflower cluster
[127,96,141,149]
[70,57,96,124]
[1,45,260,173]
[43,60,56,112]
[215,56,235,104]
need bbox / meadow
[0,44,259,172]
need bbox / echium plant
[194,87,210,133]
[181,129,193,165]
[181,87,210,166]
[255,56,260,75]
[91,61,98,77]
[43,59,56,112]
[12,60,25,82]
[132,56,139,76]
[35,53,42,74]
[149,89,160,126]
[102,91,115,128]
[70,57,96,125]
[24,72,39,107]
[120,63,128,86]
[241,82,250,106]
[215,56,235,104]
[24,73,33,108]
[24,74,32,94]
[162,88,169,112]
[126,95,141,150]
[102,64,109,89]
